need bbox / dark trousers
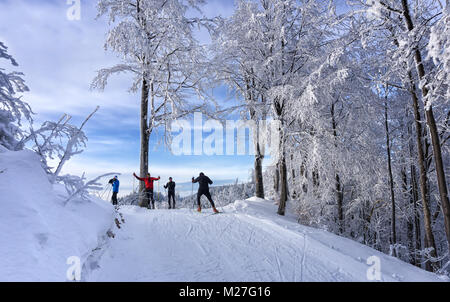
[112,192,118,206]
[168,191,176,209]
[197,190,215,208]
[145,188,155,209]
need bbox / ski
[205,212,223,217]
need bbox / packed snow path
[87,198,444,282]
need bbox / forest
[1,0,449,275]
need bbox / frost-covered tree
[211,0,269,199]
[214,0,340,216]
[0,42,32,151]
[354,0,449,272]
[92,0,213,207]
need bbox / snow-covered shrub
[0,41,32,150]
[59,172,120,205]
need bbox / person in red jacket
[133,172,160,209]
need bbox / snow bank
[0,148,115,281]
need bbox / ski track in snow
[86,200,447,282]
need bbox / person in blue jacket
[109,176,120,206]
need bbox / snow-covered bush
[0,42,32,151]
[60,172,120,205]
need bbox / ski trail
[86,200,445,282]
[300,234,307,282]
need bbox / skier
[133,172,160,209]
[164,177,176,209]
[192,172,219,214]
[108,176,120,206]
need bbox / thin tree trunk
[254,142,265,199]
[401,0,450,254]
[408,116,422,267]
[412,165,422,267]
[384,95,397,255]
[403,165,415,265]
[291,154,297,199]
[275,115,288,216]
[274,165,280,194]
[331,102,344,233]
[277,154,288,216]
[139,76,150,207]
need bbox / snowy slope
[0,146,445,282]
[0,146,116,282]
[87,197,446,282]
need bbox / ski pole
[100,183,109,199]
[191,180,196,210]
[106,186,112,202]
[156,179,160,208]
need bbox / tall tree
[92,0,210,206]
[399,0,450,255]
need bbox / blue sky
[0,0,257,197]
[0,0,350,197]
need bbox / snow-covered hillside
[0,147,447,282]
[0,147,116,281]
[88,198,445,282]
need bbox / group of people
[108,172,219,213]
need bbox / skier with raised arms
[133,172,160,209]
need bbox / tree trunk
[291,154,297,199]
[401,0,450,255]
[139,76,150,207]
[408,117,422,267]
[277,154,288,216]
[412,165,422,267]
[274,164,280,194]
[331,102,344,233]
[384,96,397,256]
[425,108,450,250]
[254,142,265,199]
[409,72,438,271]
[403,166,415,265]
[247,77,265,200]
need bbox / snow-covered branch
[62,172,121,205]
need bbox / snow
[87,199,445,282]
[0,148,446,282]
[0,148,115,281]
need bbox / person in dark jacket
[164,177,176,209]
[133,172,160,209]
[192,172,219,213]
[108,176,120,206]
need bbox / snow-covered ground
[0,147,116,282]
[87,198,446,282]
[0,146,447,282]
